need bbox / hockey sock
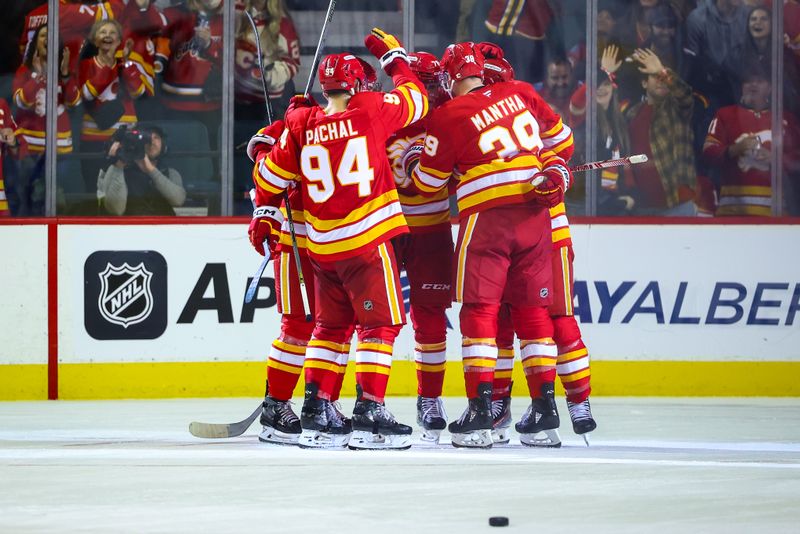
[462,337,497,398]
[410,305,448,398]
[355,339,393,403]
[520,338,558,399]
[557,339,591,403]
[266,338,307,401]
[305,337,348,401]
[552,315,591,403]
[415,341,447,397]
[330,341,351,402]
[492,346,515,400]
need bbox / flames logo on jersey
[98,262,154,328]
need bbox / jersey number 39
[300,137,375,203]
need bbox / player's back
[419,80,562,218]
[282,93,409,261]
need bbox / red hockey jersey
[412,80,573,219]
[156,5,223,112]
[704,105,800,216]
[386,117,451,233]
[1,99,26,216]
[20,0,130,73]
[80,56,148,142]
[253,66,428,261]
[13,65,81,154]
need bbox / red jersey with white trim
[124,3,168,98]
[234,4,300,102]
[13,65,81,154]
[412,80,573,219]
[386,117,451,233]
[79,57,147,142]
[253,66,429,262]
[19,0,125,72]
[704,105,800,216]
[156,6,223,112]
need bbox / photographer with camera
[97,125,186,216]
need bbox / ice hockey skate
[298,383,352,449]
[516,383,561,448]
[448,382,493,449]
[490,394,512,445]
[568,397,597,446]
[348,386,413,450]
[258,395,302,445]
[416,395,447,444]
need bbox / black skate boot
[448,382,493,449]
[349,385,413,450]
[567,397,597,446]
[259,393,302,445]
[298,382,351,449]
[417,395,447,444]
[490,396,512,445]
[516,382,561,448]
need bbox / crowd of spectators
[0,0,797,217]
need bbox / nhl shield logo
[98,262,154,328]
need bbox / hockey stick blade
[244,253,272,304]
[189,404,262,439]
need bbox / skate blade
[519,429,561,448]
[451,429,493,449]
[491,427,511,445]
[419,428,443,444]
[297,429,350,449]
[581,434,590,447]
[258,426,300,446]
[348,430,412,450]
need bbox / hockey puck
[489,516,509,527]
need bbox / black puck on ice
[489,516,509,527]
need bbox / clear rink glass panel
[52,0,224,216]
[2,1,49,217]
[413,0,588,215]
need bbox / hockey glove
[248,205,284,257]
[364,28,408,71]
[286,94,318,115]
[529,163,572,208]
[476,42,505,60]
[398,139,424,188]
[246,120,284,163]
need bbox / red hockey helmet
[409,52,442,82]
[318,53,365,94]
[483,57,515,84]
[440,42,485,83]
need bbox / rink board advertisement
[1,221,799,399]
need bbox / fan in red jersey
[475,45,597,445]
[0,99,27,217]
[385,51,452,443]
[250,28,428,450]
[405,41,574,449]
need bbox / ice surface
[1,397,799,533]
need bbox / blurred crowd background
[0,0,796,218]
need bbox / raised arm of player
[407,112,457,196]
[364,28,429,134]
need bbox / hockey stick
[242,11,310,320]
[189,404,262,439]
[303,0,337,97]
[570,153,648,173]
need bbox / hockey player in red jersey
[385,51,453,443]
[405,42,573,448]
[476,42,596,446]
[250,28,428,449]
